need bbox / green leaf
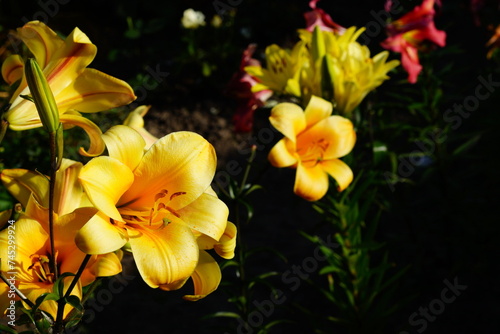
[0,324,18,334]
[65,295,83,312]
[452,133,482,157]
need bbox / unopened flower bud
[24,58,59,133]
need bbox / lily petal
[123,105,159,150]
[269,103,306,142]
[1,54,24,85]
[1,169,49,207]
[303,95,333,128]
[56,68,136,113]
[320,159,353,191]
[81,252,123,286]
[119,131,216,211]
[75,211,128,254]
[214,221,237,259]
[102,125,146,171]
[54,159,84,215]
[299,115,356,159]
[268,138,298,167]
[294,162,329,201]
[183,250,221,301]
[128,222,198,289]
[41,27,96,98]
[79,156,134,221]
[177,192,228,241]
[60,113,105,156]
[16,20,64,69]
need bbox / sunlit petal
[268,138,298,167]
[54,159,84,215]
[102,125,145,171]
[81,252,123,286]
[17,20,64,69]
[177,192,229,241]
[214,221,237,259]
[320,159,353,191]
[75,211,128,254]
[269,103,306,142]
[294,162,329,201]
[60,113,105,156]
[79,156,134,221]
[0,168,49,208]
[119,132,216,210]
[1,54,24,85]
[56,68,136,113]
[300,115,356,159]
[123,105,159,150]
[128,222,198,289]
[183,250,221,301]
[303,95,332,128]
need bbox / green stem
[48,131,58,281]
[53,254,91,334]
[238,145,257,195]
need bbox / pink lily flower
[227,44,272,132]
[304,0,345,34]
[381,0,446,83]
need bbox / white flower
[181,9,206,29]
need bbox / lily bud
[321,54,335,103]
[311,26,326,67]
[24,58,59,133]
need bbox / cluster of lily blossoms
[0,20,236,325]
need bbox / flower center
[297,138,329,167]
[118,189,186,230]
[28,253,57,284]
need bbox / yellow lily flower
[0,216,121,320]
[298,27,400,115]
[1,21,136,156]
[0,160,122,319]
[268,96,356,201]
[245,43,306,98]
[77,125,230,297]
[1,159,92,216]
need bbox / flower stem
[48,131,58,281]
[53,254,91,334]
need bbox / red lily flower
[381,0,446,83]
[304,0,345,34]
[227,44,272,132]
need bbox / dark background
[1,0,499,333]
